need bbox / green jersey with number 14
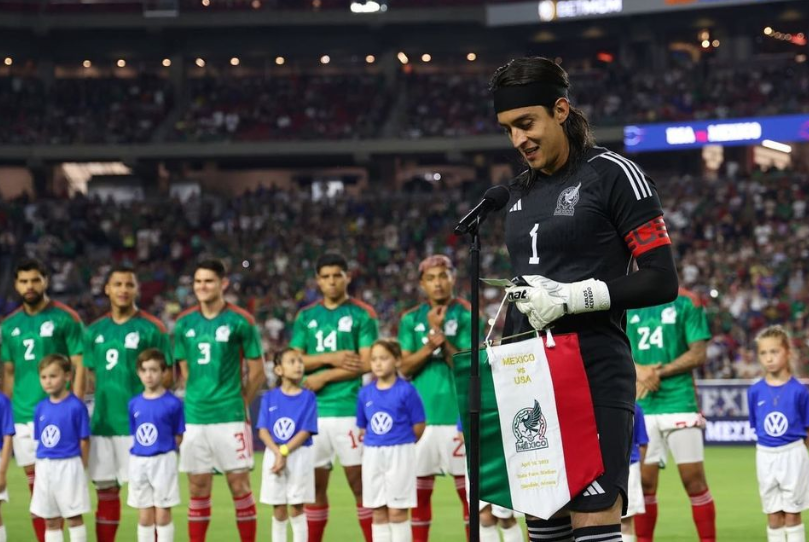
[84,311,173,436]
[626,289,711,414]
[0,301,84,423]
[290,299,379,417]
[174,304,263,424]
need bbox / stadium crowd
[0,166,806,379]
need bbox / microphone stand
[462,216,482,542]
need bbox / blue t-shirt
[0,394,15,450]
[129,392,186,457]
[34,393,90,460]
[357,378,426,447]
[257,388,318,446]
[748,377,809,448]
[630,403,649,464]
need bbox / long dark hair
[490,57,595,180]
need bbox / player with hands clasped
[748,326,809,542]
[257,348,318,542]
[492,56,678,542]
[357,339,426,542]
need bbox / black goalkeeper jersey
[503,146,668,411]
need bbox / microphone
[454,185,510,235]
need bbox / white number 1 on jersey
[529,224,540,264]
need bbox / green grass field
[0,447,772,541]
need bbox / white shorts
[89,436,133,484]
[312,417,363,469]
[128,452,181,509]
[30,457,91,519]
[643,413,705,467]
[260,446,315,506]
[478,502,518,518]
[415,425,465,477]
[13,422,36,467]
[623,462,646,518]
[0,487,8,503]
[179,422,254,474]
[757,440,809,514]
[362,444,417,509]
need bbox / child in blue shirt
[357,339,426,542]
[30,353,91,542]
[0,392,15,542]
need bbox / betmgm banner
[696,379,809,445]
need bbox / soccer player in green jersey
[627,288,715,542]
[290,253,378,542]
[398,255,474,542]
[83,265,173,542]
[0,258,84,542]
[174,259,265,542]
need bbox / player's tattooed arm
[658,340,707,379]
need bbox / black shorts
[566,406,632,515]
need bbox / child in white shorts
[258,348,319,542]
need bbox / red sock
[188,495,212,542]
[304,504,329,542]
[27,471,45,542]
[96,487,121,542]
[635,493,658,542]
[412,476,435,542]
[234,492,257,542]
[357,505,373,542]
[454,475,470,541]
[690,489,716,542]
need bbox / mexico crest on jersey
[445,319,458,337]
[554,183,582,217]
[215,325,231,342]
[512,400,549,452]
[338,315,353,332]
[124,332,140,349]
[661,307,677,324]
[40,321,55,337]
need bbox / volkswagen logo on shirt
[273,417,296,441]
[136,423,159,447]
[370,412,394,435]
[40,425,61,448]
[764,412,789,437]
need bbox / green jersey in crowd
[0,301,84,423]
[290,298,379,417]
[84,310,173,436]
[174,303,263,424]
[398,298,476,425]
[626,289,712,415]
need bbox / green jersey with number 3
[84,311,173,436]
[174,303,263,424]
[0,301,84,423]
[626,289,711,414]
[398,298,477,425]
[290,299,379,417]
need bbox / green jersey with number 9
[290,299,379,417]
[174,303,264,424]
[626,289,711,414]
[84,311,173,436]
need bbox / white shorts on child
[128,452,181,509]
[30,457,91,519]
[757,440,809,514]
[363,443,416,509]
[260,446,315,505]
[623,461,646,518]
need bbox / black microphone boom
[454,185,510,235]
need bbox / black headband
[492,83,569,114]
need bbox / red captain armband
[624,215,671,258]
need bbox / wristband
[279,444,290,457]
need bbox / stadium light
[421,53,431,63]
[761,140,791,153]
[397,52,409,65]
[701,40,710,48]
[162,58,171,67]
[764,27,773,35]
[230,57,240,66]
[797,54,807,64]
[195,58,205,68]
[275,56,285,65]
[117,59,126,68]
[3,57,11,66]
[320,55,330,65]
[201,0,210,5]
[712,40,720,47]
[467,52,477,62]
[350,0,383,13]
[366,55,375,64]
[83,60,92,68]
